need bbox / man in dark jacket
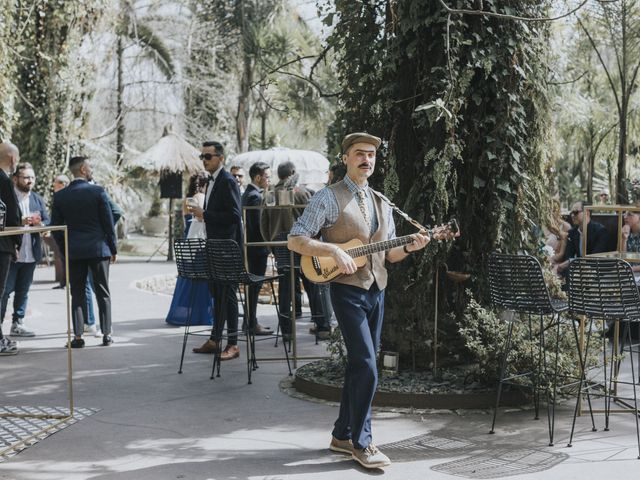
[1,163,50,337]
[557,200,609,274]
[242,162,272,335]
[51,156,117,348]
[0,142,22,355]
[189,141,243,360]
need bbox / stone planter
[293,375,528,409]
[141,215,169,236]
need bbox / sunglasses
[199,153,221,161]
[570,210,583,215]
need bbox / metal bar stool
[487,252,569,446]
[567,257,640,458]
[205,239,292,384]
[272,231,328,347]
[173,239,212,374]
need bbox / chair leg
[211,284,227,380]
[528,314,540,421]
[624,322,640,459]
[178,285,197,374]
[270,280,292,376]
[547,314,561,447]
[568,317,597,447]
[603,319,611,432]
[490,321,514,434]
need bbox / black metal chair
[205,239,291,384]
[173,239,212,374]
[567,257,640,458]
[487,252,569,446]
[272,231,327,346]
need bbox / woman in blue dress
[165,172,214,326]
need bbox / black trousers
[278,270,331,334]
[0,252,12,339]
[69,257,111,338]
[246,253,268,328]
[210,282,239,346]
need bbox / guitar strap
[370,189,428,233]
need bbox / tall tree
[325,0,552,368]
[577,0,640,203]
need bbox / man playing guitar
[288,132,456,469]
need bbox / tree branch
[438,0,589,22]
[577,16,622,115]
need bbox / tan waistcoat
[321,180,388,290]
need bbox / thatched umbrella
[127,125,203,261]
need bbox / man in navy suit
[189,141,242,361]
[1,163,50,337]
[242,162,272,335]
[0,142,22,355]
[51,156,117,348]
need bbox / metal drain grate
[380,433,477,461]
[0,406,99,461]
[431,447,569,479]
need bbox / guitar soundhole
[312,256,322,275]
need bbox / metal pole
[434,266,439,378]
[167,198,174,261]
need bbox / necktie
[356,189,371,230]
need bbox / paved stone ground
[0,256,638,480]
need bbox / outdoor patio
[0,255,638,480]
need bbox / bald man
[0,142,24,355]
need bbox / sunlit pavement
[0,257,639,480]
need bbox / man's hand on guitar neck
[388,232,430,263]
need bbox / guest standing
[0,142,22,355]
[165,172,213,326]
[241,162,272,335]
[51,156,117,348]
[0,163,49,337]
[189,141,242,361]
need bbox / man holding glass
[0,163,49,337]
[189,141,243,361]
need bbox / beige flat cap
[341,132,381,152]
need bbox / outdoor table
[0,225,74,456]
[583,211,640,414]
[242,204,329,368]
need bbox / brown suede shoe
[192,339,219,354]
[220,344,240,361]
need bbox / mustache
[358,163,371,168]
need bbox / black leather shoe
[68,338,85,348]
[102,335,113,346]
[254,323,273,335]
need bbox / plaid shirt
[290,175,396,240]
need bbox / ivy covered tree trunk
[326,1,551,369]
[0,1,18,140]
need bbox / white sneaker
[10,322,35,337]
[352,444,391,469]
[0,337,18,355]
[84,324,101,337]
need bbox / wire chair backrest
[568,257,640,321]
[205,239,251,284]
[174,239,208,281]
[488,252,555,315]
[272,231,300,272]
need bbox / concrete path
[0,257,639,480]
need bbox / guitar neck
[345,235,416,259]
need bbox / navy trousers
[330,282,384,449]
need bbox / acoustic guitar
[301,219,459,284]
